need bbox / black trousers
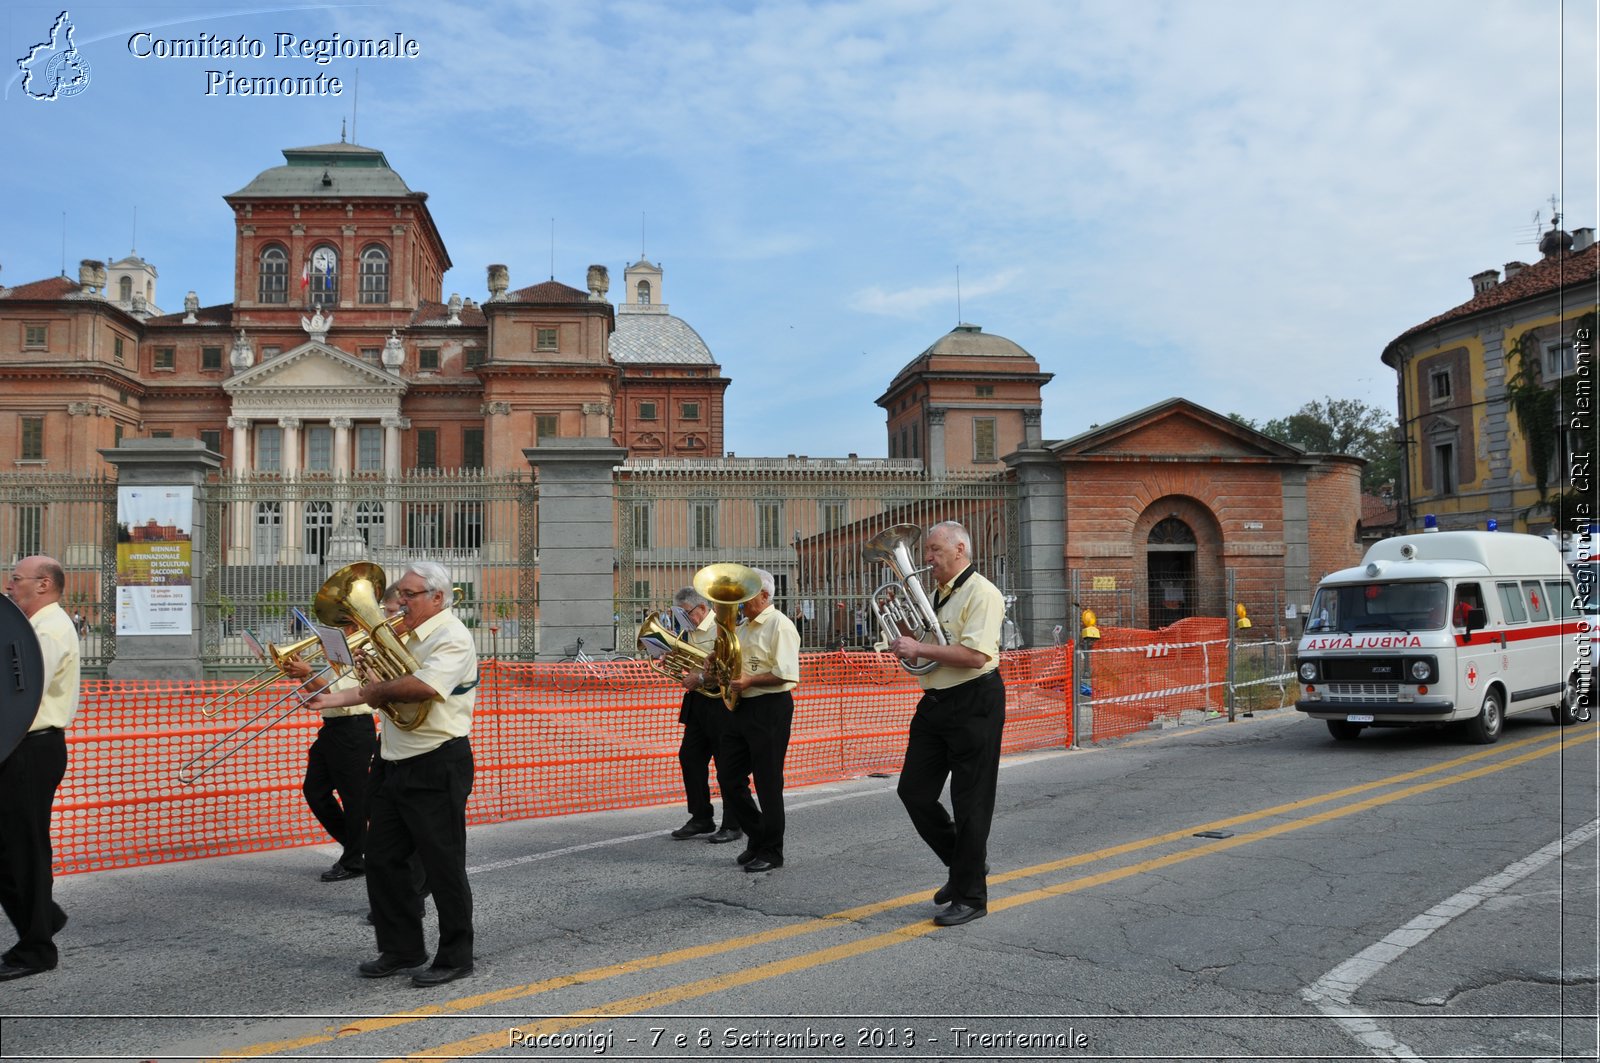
[897,670,1006,907]
[678,690,737,829]
[366,737,474,968]
[303,714,377,872]
[716,690,794,863]
[0,729,68,970]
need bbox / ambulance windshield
[1307,581,1449,633]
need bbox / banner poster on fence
[115,486,194,636]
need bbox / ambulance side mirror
[1462,606,1487,640]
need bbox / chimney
[586,264,610,302]
[1573,227,1595,253]
[1503,261,1527,280]
[79,259,104,295]
[486,264,509,301]
[1470,269,1499,295]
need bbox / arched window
[636,280,652,305]
[258,245,288,304]
[309,245,338,307]
[119,276,133,302]
[356,500,385,547]
[253,501,282,563]
[359,245,389,304]
[303,501,333,562]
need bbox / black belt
[922,669,1001,702]
[25,726,64,738]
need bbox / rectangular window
[681,401,700,420]
[262,345,281,359]
[975,384,995,397]
[113,336,125,365]
[419,347,440,371]
[306,426,333,471]
[639,401,658,421]
[24,325,47,348]
[757,500,783,549]
[113,425,123,447]
[536,414,558,439]
[1546,342,1575,378]
[1546,580,1578,619]
[20,416,44,461]
[257,426,282,471]
[631,502,653,550]
[974,417,997,462]
[149,430,173,439]
[416,429,437,470]
[691,500,717,549]
[1521,579,1551,622]
[1433,442,1455,495]
[356,426,382,471]
[821,500,846,532]
[17,505,42,558]
[1496,582,1527,623]
[154,346,175,370]
[200,429,223,454]
[462,428,484,469]
[1429,369,1452,400]
[201,346,223,371]
[535,327,558,351]
[360,347,381,363]
[465,346,484,368]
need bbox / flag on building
[300,260,310,289]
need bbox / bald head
[6,555,65,618]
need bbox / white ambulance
[1295,529,1588,742]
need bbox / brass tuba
[637,607,714,686]
[693,563,763,710]
[863,524,949,675]
[312,561,429,731]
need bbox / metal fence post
[1226,568,1238,722]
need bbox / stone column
[1003,447,1067,651]
[99,438,222,680]
[331,416,353,531]
[382,415,409,542]
[226,417,251,564]
[927,407,948,477]
[524,437,627,659]
[279,416,302,563]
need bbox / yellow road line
[211,727,1592,1061]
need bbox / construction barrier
[50,646,1073,876]
[1080,618,1230,741]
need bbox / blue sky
[3,1,1595,458]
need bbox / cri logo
[1465,664,1479,688]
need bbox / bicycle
[552,636,634,694]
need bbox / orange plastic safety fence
[50,647,1073,876]
[1081,617,1229,741]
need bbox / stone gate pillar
[1003,447,1067,649]
[100,438,221,680]
[524,437,627,660]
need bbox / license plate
[1346,714,1375,723]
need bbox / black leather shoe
[0,962,49,981]
[670,818,715,839]
[707,826,743,844]
[743,857,782,873]
[735,848,756,866]
[934,902,987,927]
[358,953,428,978]
[321,863,364,882]
[412,963,473,987]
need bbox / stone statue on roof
[300,307,333,342]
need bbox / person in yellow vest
[887,522,1006,928]
[0,556,81,979]
[307,561,477,987]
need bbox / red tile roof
[505,280,589,303]
[1382,242,1599,362]
[411,300,486,327]
[2,276,78,300]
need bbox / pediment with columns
[223,341,407,414]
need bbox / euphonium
[863,523,949,675]
[312,561,429,731]
[693,562,763,710]
[637,608,713,685]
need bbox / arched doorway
[1147,516,1196,627]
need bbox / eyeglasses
[395,588,433,601]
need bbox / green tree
[1239,397,1399,493]
[1505,310,1595,519]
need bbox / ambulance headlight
[1406,657,1438,683]
[1298,661,1319,683]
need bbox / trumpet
[863,524,949,675]
[693,563,763,710]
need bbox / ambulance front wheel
[1326,720,1364,741]
[1463,689,1503,745]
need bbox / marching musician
[0,556,81,980]
[308,560,478,987]
[667,587,741,845]
[715,568,800,873]
[887,521,1006,927]
[284,607,379,885]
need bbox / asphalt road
[2,707,1596,1062]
